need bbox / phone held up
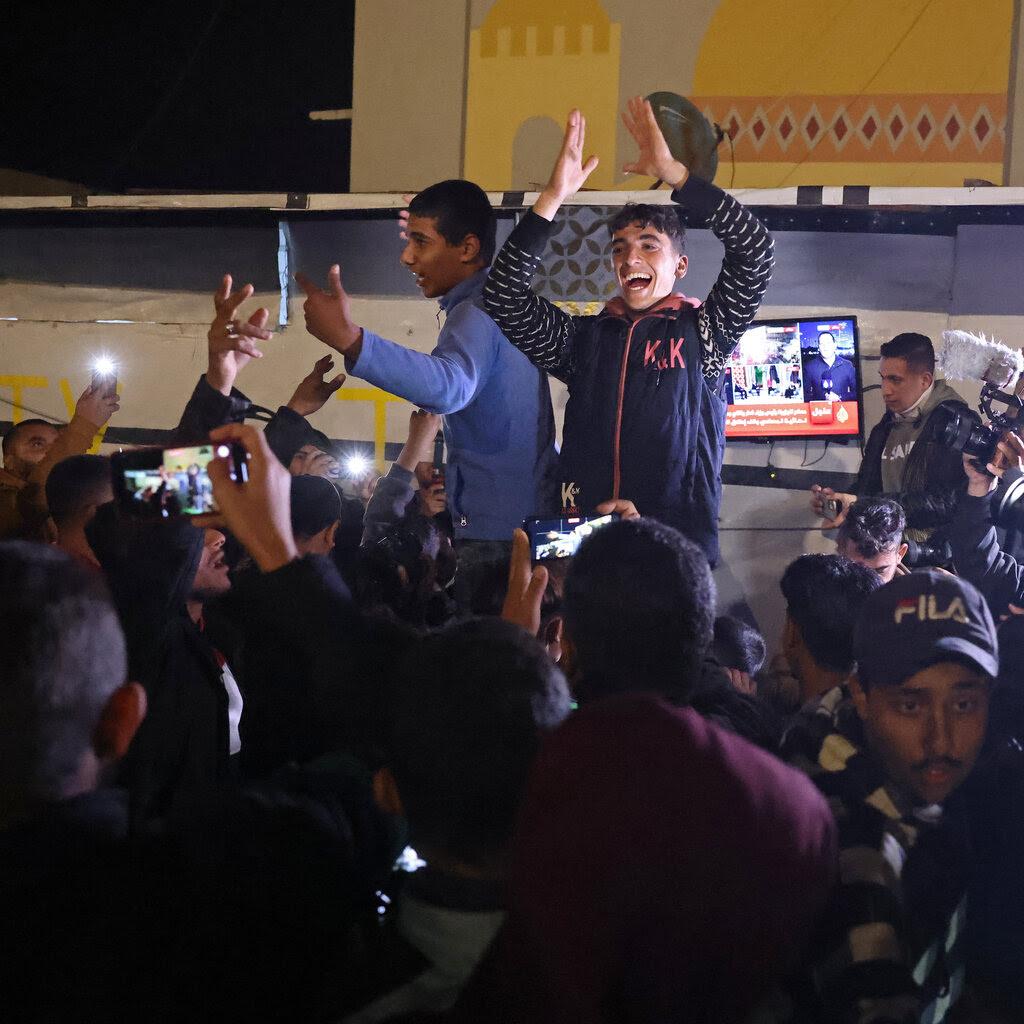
[523,512,620,562]
[111,443,247,518]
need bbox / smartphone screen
[523,513,619,561]
[112,443,246,516]
[91,368,118,398]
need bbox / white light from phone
[346,454,369,477]
[93,357,116,376]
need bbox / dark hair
[408,179,496,267]
[780,554,883,673]
[289,475,342,540]
[388,617,571,865]
[45,454,113,527]
[837,498,906,558]
[608,203,686,255]
[2,418,57,457]
[880,332,935,375]
[355,517,456,629]
[564,517,714,702]
[711,615,767,675]
[0,541,126,803]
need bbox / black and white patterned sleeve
[672,178,774,382]
[483,212,577,385]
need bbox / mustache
[913,757,964,772]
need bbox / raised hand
[207,274,273,395]
[294,265,363,359]
[502,528,549,638]
[398,192,415,240]
[75,381,121,428]
[208,422,297,573]
[286,354,346,417]
[534,109,600,221]
[621,95,688,187]
[396,409,442,472]
[595,497,641,520]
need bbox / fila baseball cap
[853,570,998,687]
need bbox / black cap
[854,570,998,686]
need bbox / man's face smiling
[853,661,990,806]
[610,221,687,313]
[401,215,477,299]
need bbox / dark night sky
[2,2,355,193]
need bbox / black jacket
[87,507,233,823]
[484,175,774,564]
[854,391,968,533]
[949,491,1024,615]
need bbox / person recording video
[949,432,1024,617]
[809,333,968,553]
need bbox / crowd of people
[2,99,1023,1023]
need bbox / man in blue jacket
[297,180,558,602]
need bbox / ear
[324,519,340,550]
[92,682,147,762]
[847,673,870,721]
[781,614,800,657]
[372,767,404,817]
[921,369,934,389]
[897,541,909,561]
[542,615,564,663]
[674,254,689,280]
[460,233,481,264]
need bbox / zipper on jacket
[612,321,640,499]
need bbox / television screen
[723,316,862,441]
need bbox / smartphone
[91,366,118,398]
[823,497,843,520]
[111,442,247,517]
[523,513,620,562]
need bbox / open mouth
[622,271,652,294]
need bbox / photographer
[949,433,1024,617]
[810,333,967,549]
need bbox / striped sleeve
[672,178,775,382]
[483,213,578,385]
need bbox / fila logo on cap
[893,595,969,626]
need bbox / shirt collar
[892,381,934,423]
[439,268,487,312]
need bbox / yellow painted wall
[691,0,1013,187]
[465,0,621,189]
[458,0,1015,190]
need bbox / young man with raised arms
[482,97,775,565]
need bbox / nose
[400,240,415,266]
[205,529,226,550]
[922,706,952,759]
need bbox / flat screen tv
[723,315,862,441]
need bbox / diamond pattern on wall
[856,106,881,148]
[970,106,994,151]
[801,104,824,148]
[775,106,797,151]
[941,106,965,152]
[885,105,908,148]
[689,94,1005,165]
